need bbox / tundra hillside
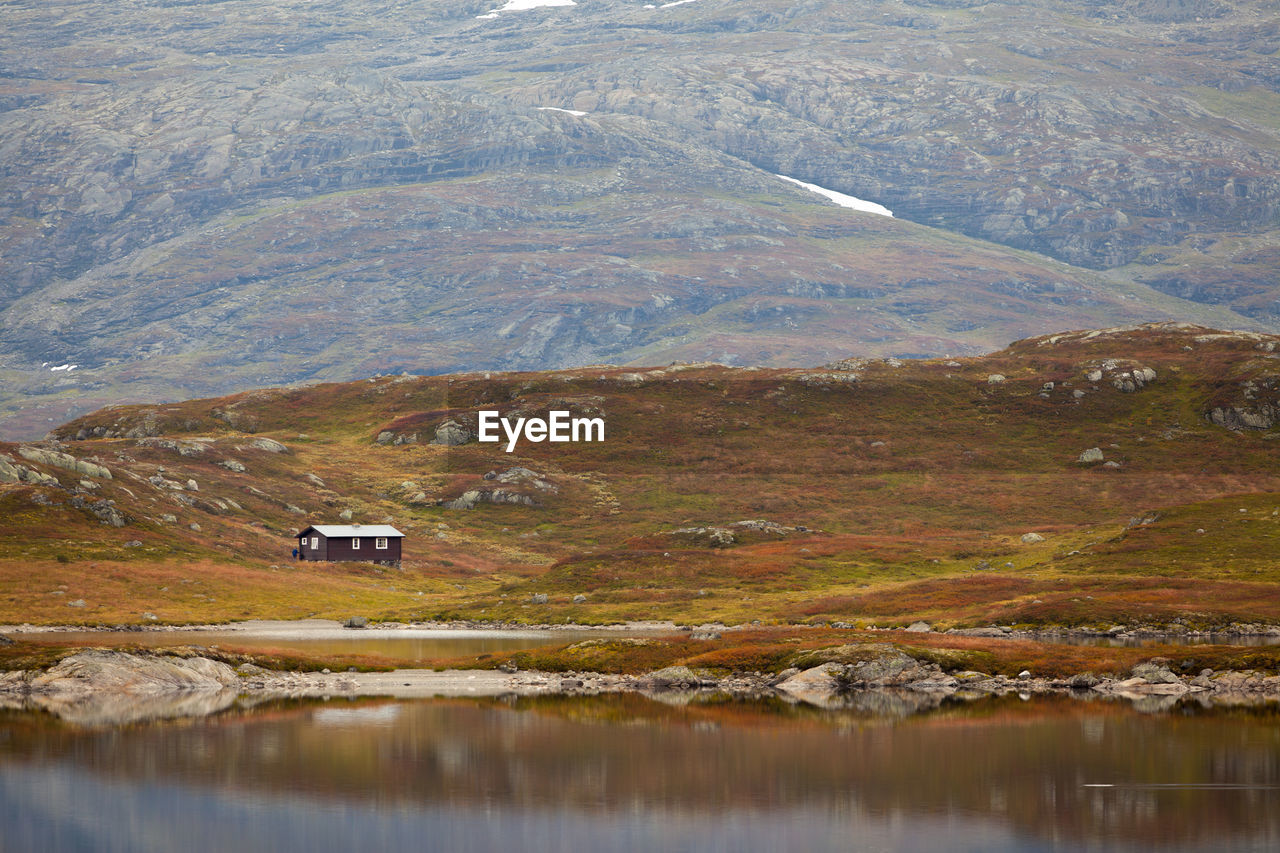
[2,323,1280,643]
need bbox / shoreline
[1,645,1278,727]
[4,617,1280,643]
[0,618,686,636]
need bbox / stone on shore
[776,663,847,706]
[28,650,239,694]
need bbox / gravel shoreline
[1,646,1278,728]
[4,617,1280,643]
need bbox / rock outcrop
[23,650,239,695]
[17,446,111,479]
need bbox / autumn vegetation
[4,323,1280,673]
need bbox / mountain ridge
[3,0,1279,435]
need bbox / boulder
[29,650,239,694]
[445,488,537,510]
[946,627,1009,637]
[645,665,714,689]
[485,467,557,492]
[430,420,472,446]
[1078,447,1104,463]
[845,650,919,683]
[1020,532,1046,544]
[905,621,932,633]
[1131,661,1179,684]
[251,437,289,453]
[776,663,846,705]
[445,490,481,510]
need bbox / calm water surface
[15,626,654,661]
[1,694,1277,852]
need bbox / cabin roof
[299,524,404,538]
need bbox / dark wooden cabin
[297,524,404,566]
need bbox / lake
[11,622,671,662]
[1,693,1276,852]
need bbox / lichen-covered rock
[17,446,111,479]
[28,650,239,694]
[430,420,472,447]
[251,437,289,453]
[89,500,126,527]
[483,467,557,493]
[1131,661,1179,684]
[445,488,538,510]
[1209,405,1279,431]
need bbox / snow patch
[776,175,893,218]
[659,0,701,6]
[478,0,574,17]
[537,106,587,117]
[49,364,78,372]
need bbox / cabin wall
[298,534,327,561]
[296,533,401,563]
[325,536,401,563]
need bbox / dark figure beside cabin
[296,524,403,567]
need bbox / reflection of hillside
[2,696,1278,848]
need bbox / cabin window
[376,537,388,549]
[352,538,361,549]
[310,537,318,549]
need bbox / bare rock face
[17,446,111,479]
[445,488,537,510]
[2,0,1278,438]
[27,650,239,695]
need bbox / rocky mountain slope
[2,0,1279,436]
[4,323,1280,630]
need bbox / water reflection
[1,694,1277,852]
